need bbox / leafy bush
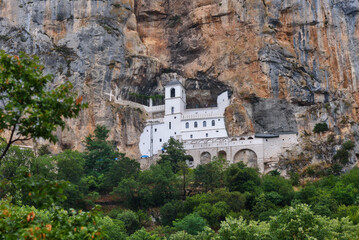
[0,199,102,239]
[173,212,207,235]
[224,163,261,193]
[116,210,141,235]
[313,122,329,133]
[99,216,127,240]
[217,217,271,240]
[169,231,195,240]
[128,228,160,240]
[342,140,355,150]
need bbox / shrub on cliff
[313,122,329,133]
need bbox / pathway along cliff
[0,0,359,174]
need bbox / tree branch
[0,124,17,162]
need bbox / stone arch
[233,149,258,168]
[200,152,211,164]
[218,150,227,160]
[186,155,194,167]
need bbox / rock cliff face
[1,0,359,169]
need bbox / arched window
[171,107,174,114]
[212,120,215,126]
[194,122,198,128]
[170,88,175,98]
[203,121,207,127]
[186,122,189,128]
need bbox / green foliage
[0,50,87,161]
[289,170,300,186]
[128,227,161,240]
[103,153,140,191]
[342,140,355,150]
[169,231,195,240]
[335,205,359,225]
[313,122,329,133]
[173,212,207,235]
[30,154,56,179]
[224,162,261,193]
[99,216,127,240]
[270,204,359,240]
[0,198,102,239]
[332,182,358,205]
[158,137,188,173]
[261,175,294,206]
[0,169,68,209]
[194,157,226,192]
[194,201,230,229]
[37,144,51,156]
[116,210,141,235]
[84,125,119,177]
[138,163,181,207]
[56,150,85,185]
[114,163,180,210]
[160,200,185,226]
[333,149,350,165]
[0,144,34,179]
[217,217,271,240]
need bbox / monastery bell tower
[164,79,186,140]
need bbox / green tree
[56,150,85,185]
[261,175,294,206]
[224,162,261,193]
[30,154,56,180]
[194,157,226,192]
[0,50,86,162]
[138,163,181,207]
[84,125,119,177]
[173,212,208,235]
[0,144,34,179]
[98,216,127,240]
[158,137,188,173]
[216,217,271,240]
[103,153,140,191]
[116,210,141,235]
[270,204,359,240]
[169,231,196,240]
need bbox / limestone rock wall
[1,0,359,167]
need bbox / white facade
[139,80,230,157]
[135,79,298,173]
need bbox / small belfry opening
[170,88,175,98]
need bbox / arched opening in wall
[171,88,175,98]
[248,137,253,140]
[186,155,194,168]
[218,151,227,160]
[200,152,211,164]
[233,149,258,168]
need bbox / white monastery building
[136,79,298,173]
[107,78,298,173]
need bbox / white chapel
[139,79,230,157]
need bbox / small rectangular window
[169,122,171,129]
[190,134,193,138]
[160,139,162,142]
[155,128,157,132]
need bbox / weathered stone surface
[1,0,359,167]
